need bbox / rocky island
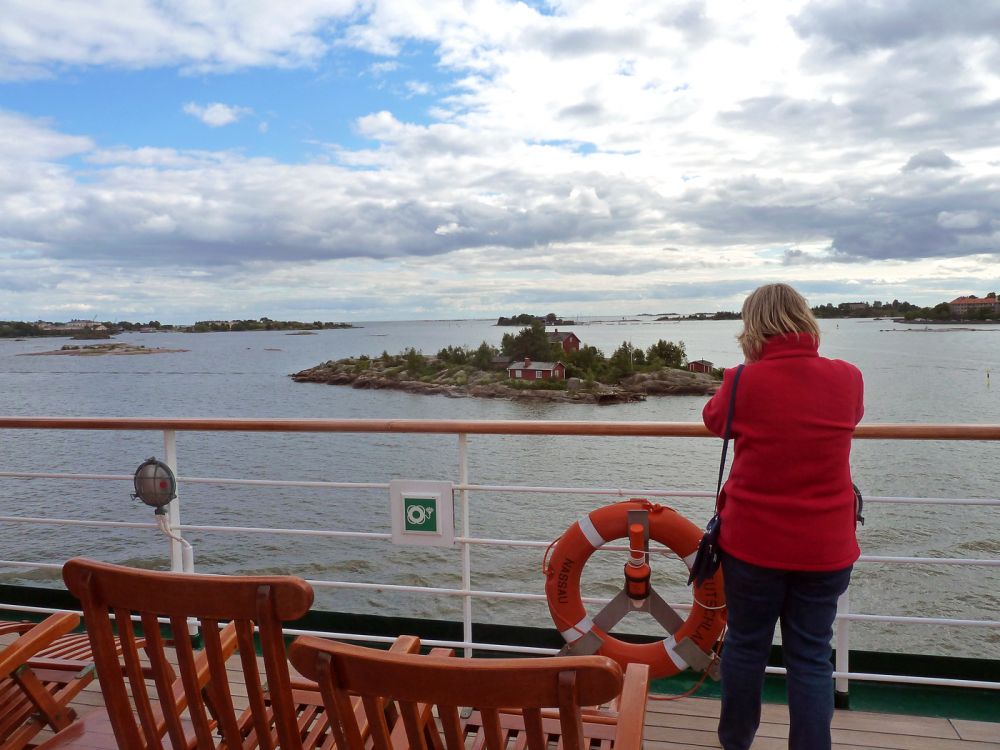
[291,356,718,403]
[290,323,719,404]
[21,343,189,356]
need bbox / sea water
[0,317,998,658]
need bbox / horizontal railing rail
[2,415,1000,439]
[1,417,998,702]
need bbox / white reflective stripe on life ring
[662,635,689,671]
[560,615,594,643]
[578,515,606,549]
[682,550,698,570]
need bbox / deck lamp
[131,457,177,514]
[131,457,194,574]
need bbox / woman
[702,283,864,750]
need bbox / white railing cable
[0,516,156,529]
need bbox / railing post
[459,433,472,658]
[834,587,850,709]
[162,430,193,573]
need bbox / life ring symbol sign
[389,480,454,547]
[405,501,435,529]
[544,498,726,679]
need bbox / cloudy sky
[1,0,998,323]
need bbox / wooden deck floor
[642,694,1000,749]
[10,629,999,749]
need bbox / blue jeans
[718,552,852,750]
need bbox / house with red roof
[687,359,714,374]
[507,357,566,380]
[547,329,581,353]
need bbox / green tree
[609,341,640,378]
[500,320,559,361]
[402,347,426,374]
[563,344,604,379]
[646,339,686,368]
[436,345,470,364]
[472,341,499,369]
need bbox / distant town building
[687,359,714,374]
[949,293,999,317]
[507,357,566,380]
[547,329,581,353]
[38,319,108,333]
[840,302,869,312]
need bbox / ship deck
[10,631,997,750]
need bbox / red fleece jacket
[702,333,864,571]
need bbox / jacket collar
[759,332,819,360]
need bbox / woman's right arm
[702,367,735,436]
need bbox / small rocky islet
[290,356,719,405]
[20,342,189,356]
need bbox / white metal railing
[0,417,998,699]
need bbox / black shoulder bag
[688,363,744,587]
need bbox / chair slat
[522,707,545,750]
[364,694,397,750]
[234,619,273,750]
[558,671,587,750]
[315,652,360,750]
[480,709,505,750]
[256,586,300,750]
[399,700,432,750]
[438,705,465,750]
[132,610,171,750]
[170,614,217,750]
[201,618,242,747]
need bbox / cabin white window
[514,370,522,378]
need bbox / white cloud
[0,0,359,77]
[0,110,92,161]
[405,80,431,96]
[183,102,253,127]
[937,211,982,230]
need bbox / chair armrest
[613,663,649,750]
[0,613,80,680]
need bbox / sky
[1,0,998,323]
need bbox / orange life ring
[544,499,726,679]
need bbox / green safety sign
[403,496,438,533]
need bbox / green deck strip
[649,672,1000,724]
[3,584,997,723]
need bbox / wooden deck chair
[38,557,324,750]
[0,613,95,750]
[288,634,651,750]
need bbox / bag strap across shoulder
[714,364,744,513]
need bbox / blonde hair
[737,283,820,362]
